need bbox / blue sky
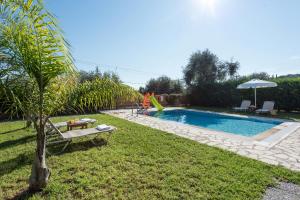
[45,0,300,88]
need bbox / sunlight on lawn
[1,114,300,199]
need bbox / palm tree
[0,0,75,190]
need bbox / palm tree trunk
[29,91,50,191]
[29,122,50,190]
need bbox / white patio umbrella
[237,79,277,107]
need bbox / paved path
[104,109,300,171]
[263,182,300,200]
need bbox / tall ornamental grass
[67,78,143,113]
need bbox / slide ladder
[142,93,151,109]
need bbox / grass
[187,106,300,121]
[1,113,300,199]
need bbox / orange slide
[142,93,151,109]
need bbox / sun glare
[192,0,217,17]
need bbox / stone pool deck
[103,109,300,171]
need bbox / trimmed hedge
[187,78,300,111]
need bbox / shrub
[166,94,185,106]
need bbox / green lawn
[1,114,300,199]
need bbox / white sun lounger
[53,118,97,129]
[46,119,115,154]
[233,100,251,111]
[256,101,275,114]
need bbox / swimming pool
[149,109,283,137]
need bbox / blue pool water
[149,109,283,136]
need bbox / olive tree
[183,49,239,86]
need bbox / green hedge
[187,78,300,111]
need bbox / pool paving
[103,109,300,171]
[263,182,300,200]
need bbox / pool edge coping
[147,107,300,148]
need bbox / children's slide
[150,96,164,111]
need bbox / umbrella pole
[254,88,257,107]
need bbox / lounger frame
[46,119,115,155]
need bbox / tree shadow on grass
[3,139,108,199]
[7,187,52,200]
[0,153,32,177]
[0,135,35,151]
[4,139,108,198]
[0,127,27,135]
[49,138,108,156]
[6,188,36,200]
[65,138,108,153]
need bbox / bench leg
[46,140,72,155]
